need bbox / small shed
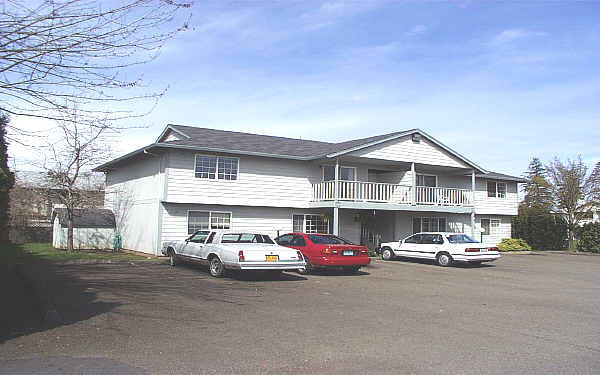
[52,208,116,250]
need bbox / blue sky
[10,0,600,177]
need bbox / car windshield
[221,233,275,244]
[446,234,478,244]
[307,234,353,245]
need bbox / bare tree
[546,157,600,251]
[44,107,111,251]
[0,0,191,131]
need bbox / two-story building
[94,125,524,255]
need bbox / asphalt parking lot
[1,253,600,375]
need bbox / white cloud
[405,24,428,37]
[490,28,547,45]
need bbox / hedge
[576,222,600,253]
[512,214,567,250]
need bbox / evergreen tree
[521,157,553,214]
[0,113,15,244]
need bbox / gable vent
[411,133,421,143]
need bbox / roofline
[155,124,192,143]
[92,144,156,172]
[477,174,527,183]
[326,129,488,174]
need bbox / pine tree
[0,113,15,244]
[521,157,553,214]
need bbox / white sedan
[380,232,501,267]
[161,230,306,277]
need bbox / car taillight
[297,251,303,261]
[321,248,338,255]
[238,250,245,261]
[465,248,480,252]
[360,250,368,255]
[489,247,499,252]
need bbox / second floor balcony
[312,181,473,207]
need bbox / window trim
[480,217,500,236]
[412,217,447,234]
[487,180,507,199]
[187,210,233,234]
[322,165,357,182]
[194,154,240,182]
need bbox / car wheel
[436,252,452,267]
[297,257,312,275]
[381,247,394,261]
[209,256,225,277]
[168,249,178,266]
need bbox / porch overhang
[308,201,473,214]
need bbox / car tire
[297,257,312,275]
[168,249,178,266]
[381,247,395,261]
[209,256,225,277]
[436,252,452,267]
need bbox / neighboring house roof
[52,208,116,228]
[477,172,526,183]
[95,124,499,175]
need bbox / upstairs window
[417,174,437,187]
[323,165,356,181]
[487,181,506,198]
[195,155,238,180]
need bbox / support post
[333,206,339,236]
[411,162,416,205]
[471,169,476,238]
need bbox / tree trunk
[67,209,74,252]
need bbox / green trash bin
[113,234,122,252]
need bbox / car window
[420,234,443,245]
[291,235,306,247]
[189,231,209,243]
[206,232,216,244]
[276,234,293,246]
[404,234,421,244]
[446,234,478,244]
[221,233,274,244]
[307,234,353,245]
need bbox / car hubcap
[383,250,391,260]
[439,255,449,265]
[211,260,221,274]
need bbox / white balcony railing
[311,181,473,207]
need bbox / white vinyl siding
[475,180,518,215]
[167,150,320,208]
[479,216,511,244]
[349,135,469,169]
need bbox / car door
[418,234,443,260]
[398,234,420,257]
[198,231,217,260]
[183,231,210,258]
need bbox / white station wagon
[162,230,306,277]
[380,232,501,267]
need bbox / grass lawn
[0,242,159,265]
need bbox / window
[307,234,353,245]
[480,218,500,235]
[188,211,231,234]
[293,215,304,233]
[188,231,210,243]
[404,234,421,244]
[487,181,506,198]
[206,232,216,244]
[188,211,209,234]
[218,157,238,180]
[276,234,294,246]
[417,174,437,187]
[195,155,217,179]
[291,235,307,247]
[323,165,356,181]
[446,234,478,244]
[420,234,443,245]
[293,214,329,233]
[195,155,238,180]
[221,233,274,244]
[413,217,447,233]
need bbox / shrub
[497,238,532,252]
[577,223,600,253]
[512,213,567,250]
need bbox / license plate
[481,248,488,252]
[342,250,354,256]
[265,255,279,262]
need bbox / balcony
[312,181,473,207]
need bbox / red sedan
[275,233,371,274]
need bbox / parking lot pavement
[1,253,600,375]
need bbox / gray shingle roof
[52,208,115,228]
[164,124,407,159]
[477,172,526,183]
